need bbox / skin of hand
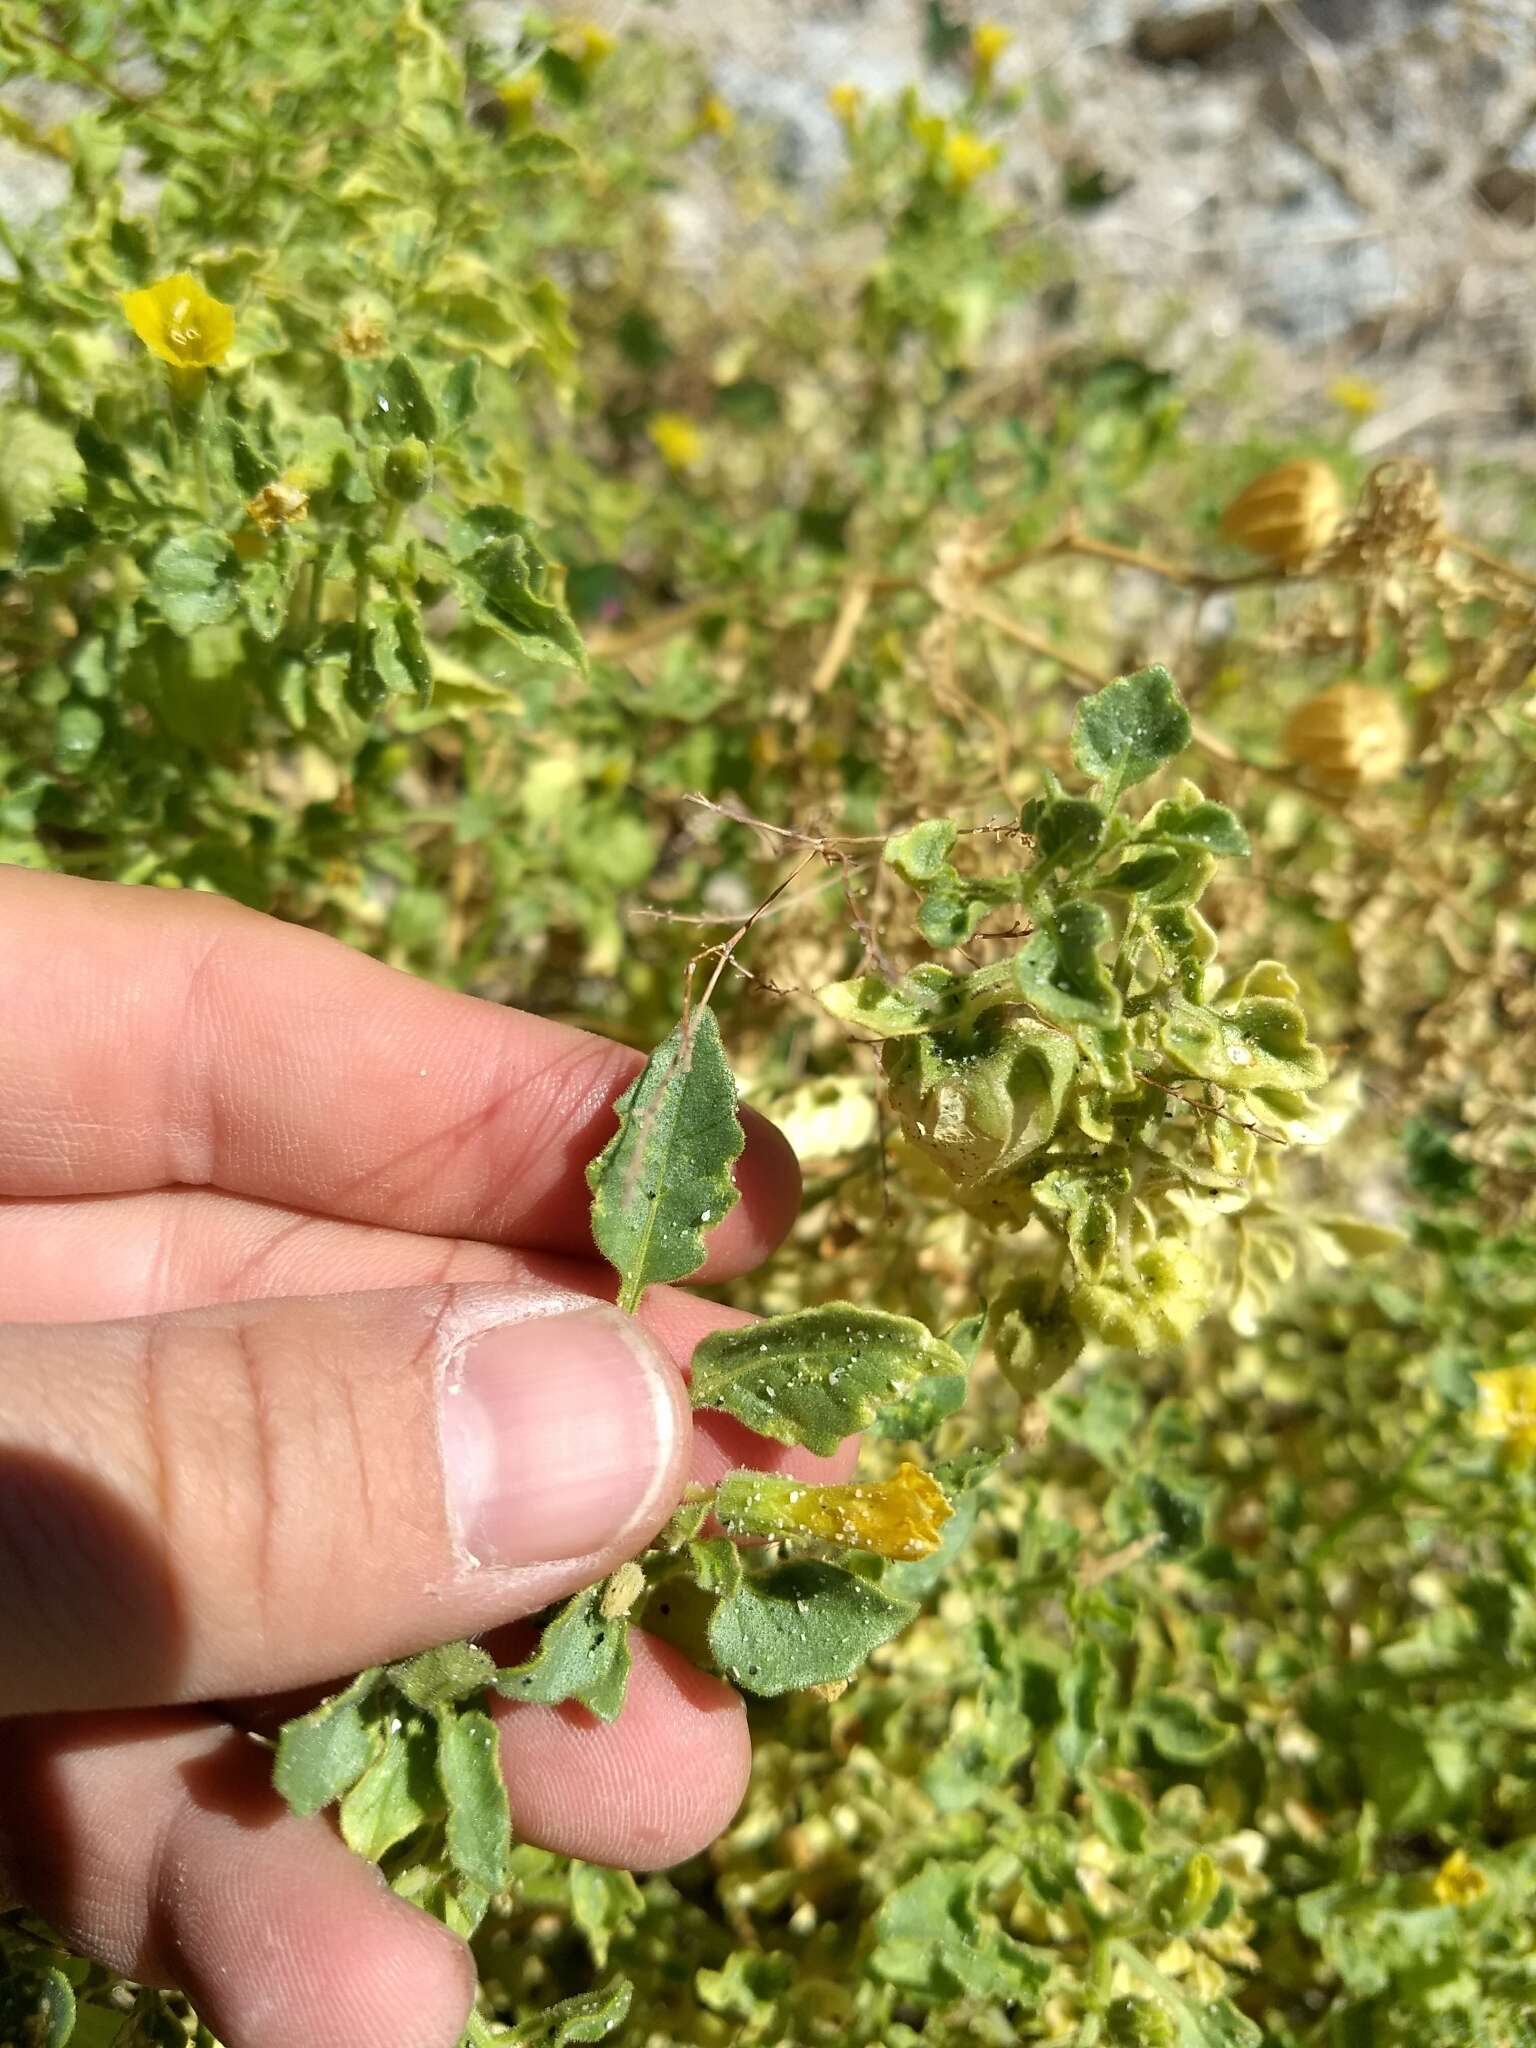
[0,866,854,2048]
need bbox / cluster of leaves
[3,0,1536,2043]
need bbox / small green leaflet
[1071,665,1191,797]
[502,1978,634,2045]
[587,1005,744,1313]
[870,1861,1050,2001]
[569,1862,644,1969]
[340,1713,440,1862]
[436,1705,511,1895]
[389,1638,496,1709]
[272,1666,382,1816]
[496,1584,632,1722]
[149,528,241,635]
[707,1559,916,1695]
[690,1303,967,1454]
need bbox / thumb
[0,1281,689,1714]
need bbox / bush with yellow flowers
[3,3,1536,2045]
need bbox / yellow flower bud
[495,73,542,125]
[828,82,863,126]
[940,129,1001,189]
[1327,376,1380,419]
[1472,1365,1536,1465]
[1283,683,1409,789]
[972,21,1013,81]
[1432,1848,1490,1907]
[647,411,706,471]
[120,273,235,370]
[697,94,735,137]
[566,22,616,66]
[1219,460,1343,568]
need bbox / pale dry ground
[524,0,1536,486]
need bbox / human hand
[0,866,847,2048]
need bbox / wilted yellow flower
[335,308,389,359]
[1472,1365,1536,1464]
[1432,1848,1490,1907]
[1283,683,1409,789]
[1328,375,1381,419]
[972,21,1013,80]
[940,128,1000,189]
[828,82,863,125]
[697,94,735,137]
[774,1464,954,1561]
[244,479,310,535]
[1219,459,1344,568]
[647,411,706,470]
[120,273,235,369]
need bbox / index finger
[0,867,799,1274]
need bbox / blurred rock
[1131,2,1261,64]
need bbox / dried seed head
[1283,683,1409,788]
[244,479,310,535]
[1219,460,1343,569]
[1324,457,1445,577]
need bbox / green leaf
[1034,1162,1132,1280]
[505,130,582,173]
[440,355,481,431]
[273,1666,384,1816]
[504,1979,634,2046]
[149,530,241,635]
[371,353,439,441]
[1023,790,1109,871]
[1141,784,1250,857]
[449,506,587,670]
[0,1962,75,2048]
[816,965,953,1038]
[496,1585,631,1722]
[1071,665,1191,796]
[690,1304,966,1454]
[15,504,97,574]
[1014,899,1121,1029]
[371,601,433,705]
[1138,1691,1234,1764]
[388,1639,496,1709]
[340,1711,440,1861]
[224,419,276,494]
[569,1861,644,1969]
[586,1005,744,1313]
[1159,993,1327,1093]
[436,1704,511,1894]
[886,817,959,884]
[870,1862,1051,2001]
[707,1559,917,1695]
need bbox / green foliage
[4,0,1536,2042]
[586,1005,743,1312]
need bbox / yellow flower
[775,1463,954,1562]
[120,273,235,369]
[334,309,389,360]
[1473,1365,1536,1464]
[972,21,1013,80]
[1328,375,1381,419]
[495,72,542,124]
[940,128,1001,189]
[647,411,706,470]
[1219,459,1343,568]
[828,82,864,126]
[244,479,310,536]
[1432,1848,1490,1908]
[566,22,616,66]
[1283,682,1409,789]
[697,93,735,137]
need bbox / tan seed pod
[1283,682,1409,787]
[1219,460,1344,568]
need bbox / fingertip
[496,1628,749,1869]
[699,1104,802,1278]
